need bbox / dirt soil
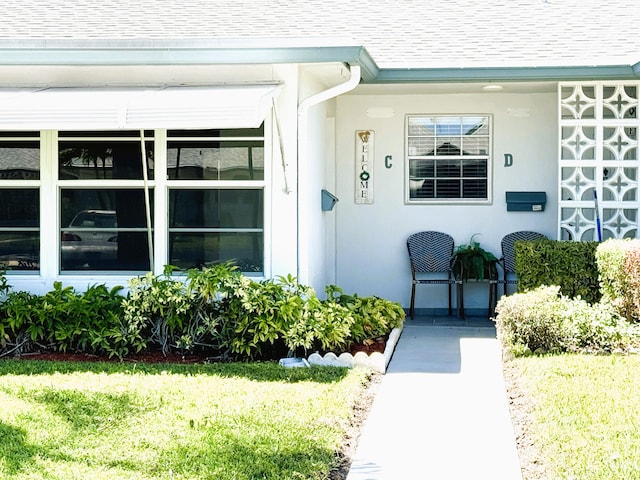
[501,358,551,480]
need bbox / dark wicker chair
[497,231,547,296]
[406,231,457,318]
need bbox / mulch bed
[11,335,389,364]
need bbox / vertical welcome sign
[355,130,374,204]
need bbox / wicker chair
[498,231,547,296]
[406,231,457,318]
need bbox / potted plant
[453,234,498,281]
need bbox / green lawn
[513,354,640,480]
[0,360,371,480]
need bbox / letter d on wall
[504,153,513,167]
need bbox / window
[4,126,265,276]
[167,127,265,273]
[407,115,491,203]
[58,132,154,272]
[0,133,40,271]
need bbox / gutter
[296,64,361,284]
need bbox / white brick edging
[307,326,403,374]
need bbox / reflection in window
[0,141,40,180]
[407,115,491,202]
[59,140,154,180]
[168,189,263,272]
[0,189,39,271]
[167,128,264,180]
[60,189,153,271]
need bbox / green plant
[326,285,405,344]
[122,266,196,355]
[0,290,38,355]
[281,284,354,356]
[453,234,498,281]
[515,238,600,303]
[494,285,639,356]
[0,282,129,359]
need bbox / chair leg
[489,281,497,318]
[410,283,416,319]
[448,283,452,316]
[457,281,465,319]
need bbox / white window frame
[405,114,492,205]
[3,123,271,286]
[55,130,157,276]
[165,128,267,275]
[0,132,41,274]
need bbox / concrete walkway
[346,317,523,480]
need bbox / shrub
[0,282,127,358]
[494,285,572,355]
[516,239,600,303]
[215,274,357,359]
[494,285,639,356]
[623,246,640,323]
[595,239,640,322]
[326,285,405,344]
[2,262,404,361]
[568,299,638,354]
[0,290,38,355]
[122,266,197,355]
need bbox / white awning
[0,83,282,130]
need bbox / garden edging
[306,326,403,373]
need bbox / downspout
[296,64,361,284]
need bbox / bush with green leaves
[2,261,405,361]
[595,239,637,321]
[326,285,405,344]
[494,285,639,356]
[0,282,127,358]
[212,273,354,359]
[122,266,198,355]
[516,239,600,303]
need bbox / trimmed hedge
[515,239,601,304]
[596,238,640,322]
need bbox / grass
[513,354,640,479]
[0,360,371,480]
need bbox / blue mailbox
[505,191,546,212]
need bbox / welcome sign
[355,130,374,204]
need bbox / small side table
[455,261,498,319]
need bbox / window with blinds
[406,115,491,203]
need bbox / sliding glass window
[0,133,40,272]
[58,131,154,272]
[167,127,265,273]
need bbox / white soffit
[0,83,282,130]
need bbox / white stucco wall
[334,90,558,312]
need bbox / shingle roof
[1,0,639,71]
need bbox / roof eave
[0,40,638,84]
[0,42,380,82]
[371,65,640,83]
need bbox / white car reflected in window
[61,210,118,269]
